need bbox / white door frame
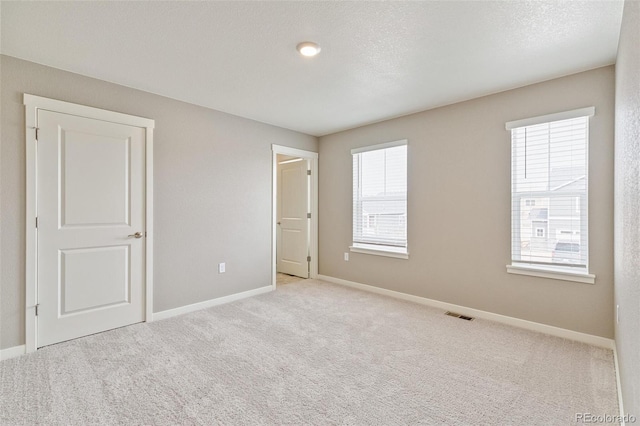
[272,145,318,288]
[24,94,155,353]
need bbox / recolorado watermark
[576,413,636,423]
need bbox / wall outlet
[344,252,349,261]
[616,304,620,324]
[218,263,226,274]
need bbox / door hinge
[35,217,38,228]
[307,213,311,219]
[307,256,311,262]
[307,170,311,176]
[35,304,39,316]
[34,127,39,141]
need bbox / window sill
[350,244,409,259]
[506,264,595,284]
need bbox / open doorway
[271,145,318,288]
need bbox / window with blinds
[507,107,593,273]
[352,140,408,255]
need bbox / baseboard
[152,285,274,321]
[317,275,615,349]
[1,287,273,361]
[0,345,26,361]
[613,344,627,424]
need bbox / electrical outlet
[344,252,349,261]
[218,263,226,274]
[616,304,620,324]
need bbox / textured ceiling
[0,1,624,136]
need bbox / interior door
[37,110,146,347]
[277,159,310,278]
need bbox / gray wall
[0,55,317,350]
[319,66,615,338]
[614,0,640,416]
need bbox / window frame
[505,107,596,284]
[350,139,409,259]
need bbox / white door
[277,159,310,278]
[37,110,146,347]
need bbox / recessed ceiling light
[297,42,321,57]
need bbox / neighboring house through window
[351,140,408,258]
[506,107,594,282]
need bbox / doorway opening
[271,145,318,289]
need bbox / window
[351,140,408,258]
[506,107,594,282]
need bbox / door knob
[128,232,143,239]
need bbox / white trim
[317,275,614,349]
[272,145,318,160]
[349,245,409,259]
[271,145,319,289]
[25,103,37,353]
[351,139,409,155]
[505,106,595,130]
[24,94,155,353]
[613,345,626,425]
[145,128,154,322]
[506,264,595,284]
[23,94,154,128]
[0,345,26,361]
[351,139,407,155]
[153,286,273,321]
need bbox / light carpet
[1,280,618,425]
[276,273,306,286]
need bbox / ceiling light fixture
[297,41,321,57]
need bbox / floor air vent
[445,311,475,321]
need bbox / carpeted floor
[276,272,306,286]
[0,280,618,425]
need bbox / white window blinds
[352,141,407,250]
[509,109,592,272]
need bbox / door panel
[277,159,309,278]
[281,229,302,262]
[61,131,130,227]
[37,110,145,347]
[60,246,130,316]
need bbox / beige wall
[319,66,615,338]
[0,55,619,351]
[614,0,640,417]
[0,55,317,350]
